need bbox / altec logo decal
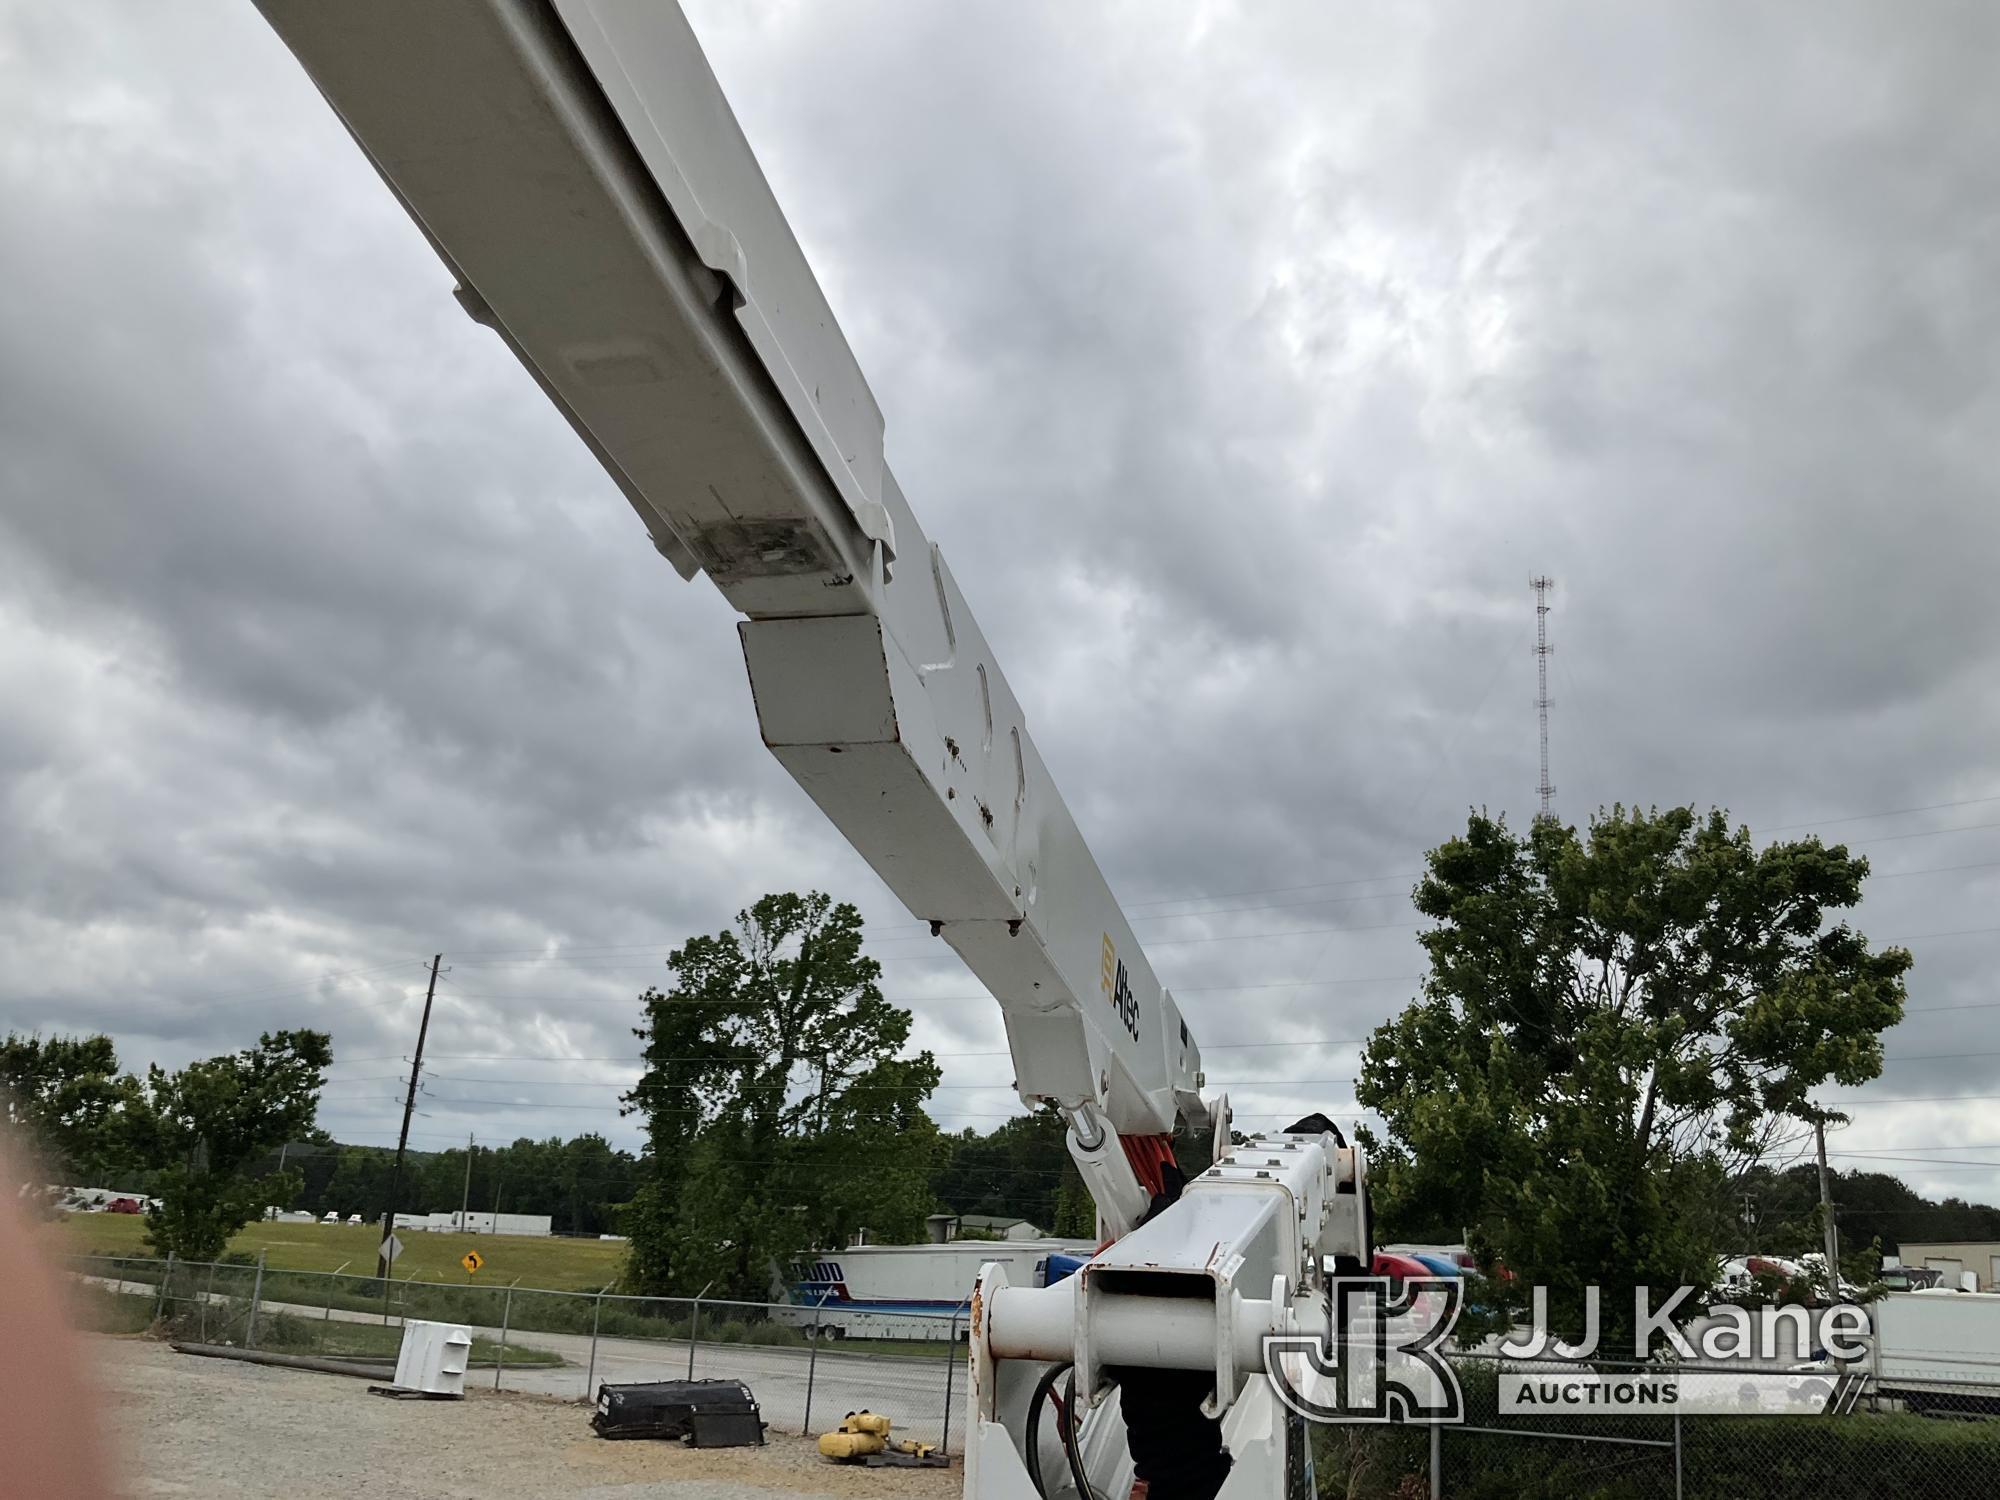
[1100,934,1140,1040]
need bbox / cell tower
[1532,576,1555,821]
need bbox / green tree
[624,892,943,1297]
[0,1033,135,1184]
[1731,1162,2000,1260]
[932,1108,1096,1237]
[1357,806,1910,1348]
[319,1144,397,1220]
[128,1030,334,1260]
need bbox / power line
[323,1058,2000,1109]
[321,986,2000,1027]
[327,1032,2000,1073]
[1827,1153,2000,1171]
[433,876,2000,973]
[415,1075,1363,1097]
[1869,857,2000,882]
[1822,1093,2000,1106]
[958,771,1991,935]
[430,804,2000,960]
[116,792,2000,1021]
[169,957,433,1012]
[1818,1142,2000,1152]
[1756,793,2000,837]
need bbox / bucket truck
[249,4,1375,1496]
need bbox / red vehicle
[107,1197,142,1215]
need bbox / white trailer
[1870,1290,2000,1417]
[777,1240,1093,1342]
[392,1210,553,1236]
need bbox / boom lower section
[970,1126,1371,1500]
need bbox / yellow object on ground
[818,1430,888,1460]
[818,1409,895,1461]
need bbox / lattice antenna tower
[1532,576,1556,821]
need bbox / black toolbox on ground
[590,1379,766,1446]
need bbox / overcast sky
[2,2,1996,1220]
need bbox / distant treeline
[1736,1161,2000,1255]
[253,1115,1097,1242]
[261,1134,640,1238]
[223,1133,2000,1255]
[80,1114,2000,1257]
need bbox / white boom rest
[985,1129,1367,1410]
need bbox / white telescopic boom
[250,10,1379,1498]
[252,0,1205,1182]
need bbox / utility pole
[1531,576,1556,821]
[1814,1120,1842,1292]
[379,953,442,1277]
[460,1132,475,1232]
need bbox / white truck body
[1869,1290,2000,1415]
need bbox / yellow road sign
[461,1249,485,1274]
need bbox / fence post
[803,1297,826,1437]
[496,1283,516,1392]
[320,1275,337,1354]
[1429,1419,1441,1498]
[200,1262,216,1342]
[1673,1411,1682,1500]
[941,1310,961,1456]
[155,1253,175,1325]
[585,1286,607,1400]
[687,1287,708,1380]
[245,1250,268,1349]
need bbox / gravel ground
[91,1336,961,1500]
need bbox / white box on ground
[393,1320,473,1397]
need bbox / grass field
[49,1211,629,1290]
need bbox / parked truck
[1870,1289,2000,1417]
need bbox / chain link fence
[1313,1352,2000,1500]
[68,1257,2000,1492]
[66,1254,966,1450]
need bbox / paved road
[87,1275,966,1446]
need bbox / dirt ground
[90,1336,961,1500]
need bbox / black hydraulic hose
[1024,1361,1072,1500]
[1061,1368,1111,1500]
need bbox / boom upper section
[255,0,1205,1140]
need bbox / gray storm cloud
[0,0,1994,1196]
